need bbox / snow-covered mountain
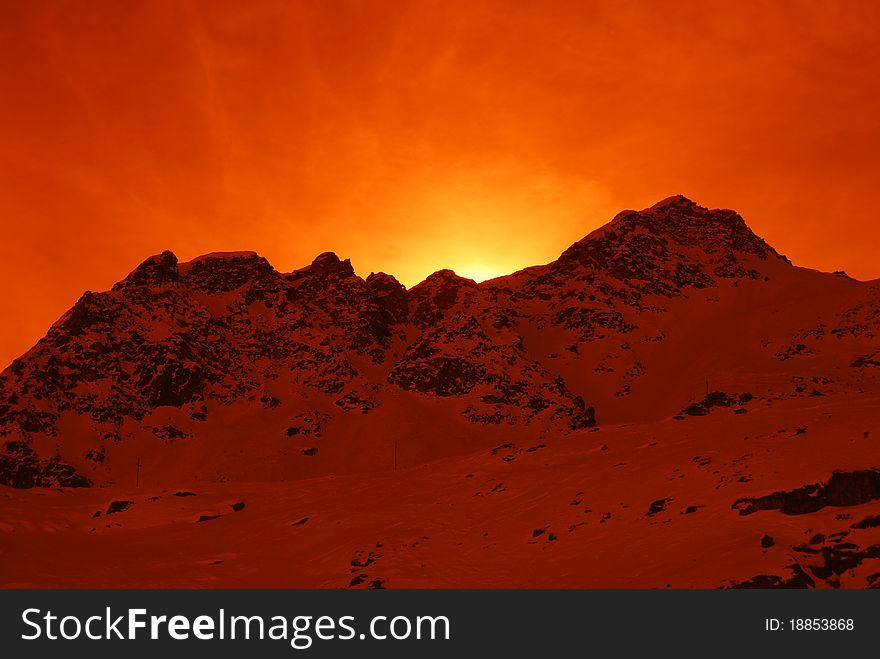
[4,195,880,590]
[1,196,878,490]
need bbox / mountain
[2,196,880,588]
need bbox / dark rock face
[408,270,480,329]
[851,351,880,368]
[733,470,880,516]
[784,529,880,588]
[387,312,596,428]
[63,291,123,337]
[365,272,409,344]
[389,355,485,397]
[808,544,880,582]
[308,252,356,279]
[106,500,133,514]
[552,307,634,342]
[0,453,91,488]
[152,425,190,440]
[183,252,276,294]
[728,563,815,589]
[140,358,209,408]
[851,514,880,529]
[113,251,180,290]
[681,391,753,417]
[646,498,673,517]
[556,196,783,299]
[285,411,330,438]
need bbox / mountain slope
[0,196,878,492]
[3,195,880,589]
[3,391,879,589]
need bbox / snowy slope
[2,195,880,588]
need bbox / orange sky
[2,0,880,368]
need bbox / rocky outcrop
[680,391,753,417]
[556,196,784,299]
[0,450,90,488]
[728,563,815,589]
[733,470,880,516]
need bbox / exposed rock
[113,251,180,290]
[646,498,673,517]
[681,391,753,417]
[152,425,190,440]
[106,500,133,515]
[0,454,91,488]
[733,469,880,516]
[728,563,815,589]
[197,514,222,522]
[851,351,880,368]
[852,514,880,530]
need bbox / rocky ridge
[1,196,877,488]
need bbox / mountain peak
[629,197,778,259]
[408,269,480,301]
[366,271,405,292]
[177,251,276,294]
[576,196,781,260]
[414,269,479,289]
[113,250,179,290]
[406,269,480,326]
[188,250,260,262]
[309,251,355,278]
[554,197,786,295]
[646,194,700,211]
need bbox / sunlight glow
[453,263,507,283]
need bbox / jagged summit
[554,196,787,293]
[307,251,356,278]
[181,251,276,294]
[604,195,778,257]
[647,194,701,211]
[411,269,479,291]
[365,271,405,290]
[406,269,480,327]
[110,196,785,298]
[113,250,180,290]
[188,250,261,262]
[2,196,873,491]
